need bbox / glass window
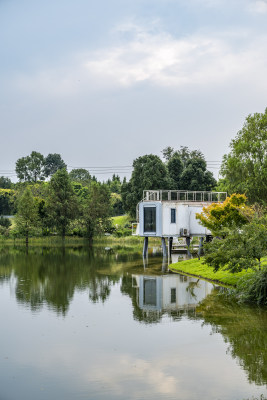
[171,208,176,224]
[144,207,156,232]
[171,288,176,303]
[144,279,157,306]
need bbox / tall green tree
[69,168,92,185]
[0,176,12,189]
[46,169,78,239]
[167,152,184,189]
[16,151,45,182]
[80,182,111,242]
[122,154,170,218]
[179,157,216,190]
[15,187,39,245]
[165,146,216,190]
[44,153,66,178]
[220,108,267,204]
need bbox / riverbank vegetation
[0,109,266,306]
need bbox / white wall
[162,202,208,237]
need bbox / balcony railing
[142,190,227,203]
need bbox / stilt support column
[161,237,167,257]
[143,237,149,257]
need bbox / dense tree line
[122,147,216,217]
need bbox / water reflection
[0,245,266,396]
[121,273,214,324]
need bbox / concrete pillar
[198,237,204,257]
[143,237,149,257]
[168,237,173,258]
[161,237,167,257]
[186,236,191,257]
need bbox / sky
[1,0,267,181]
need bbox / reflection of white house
[132,274,213,312]
[134,190,227,238]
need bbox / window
[144,207,156,232]
[171,288,176,303]
[144,279,157,306]
[171,208,176,224]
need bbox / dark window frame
[144,206,156,233]
[171,208,176,224]
[171,288,176,303]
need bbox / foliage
[179,157,216,191]
[164,146,216,190]
[106,174,122,194]
[79,182,111,241]
[46,169,78,239]
[0,188,16,215]
[161,146,174,162]
[220,108,267,204]
[167,153,184,189]
[15,187,39,244]
[110,192,124,216]
[69,168,91,185]
[0,216,12,228]
[15,151,45,182]
[203,216,267,272]
[0,176,12,189]
[196,193,253,235]
[234,267,267,305]
[44,153,66,178]
[122,154,170,217]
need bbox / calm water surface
[0,245,266,400]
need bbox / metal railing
[136,190,227,222]
[142,190,227,202]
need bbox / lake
[0,244,266,400]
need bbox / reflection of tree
[197,293,267,386]
[0,247,121,315]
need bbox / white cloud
[84,26,267,89]
[247,0,267,13]
[12,23,267,96]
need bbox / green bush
[0,216,12,228]
[235,267,267,305]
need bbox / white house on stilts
[133,190,227,257]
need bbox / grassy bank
[0,234,161,248]
[169,258,258,286]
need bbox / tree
[164,146,216,191]
[80,182,111,242]
[204,216,267,273]
[107,174,121,194]
[220,108,267,204]
[15,187,39,246]
[196,193,253,235]
[0,176,12,189]
[46,169,78,239]
[167,153,184,189]
[69,168,91,185]
[122,154,170,218]
[161,146,174,162]
[15,151,45,182]
[179,157,216,191]
[44,153,66,178]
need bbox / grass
[111,215,132,227]
[169,258,257,286]
[0,234,161,248]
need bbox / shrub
[235,267,267,305]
